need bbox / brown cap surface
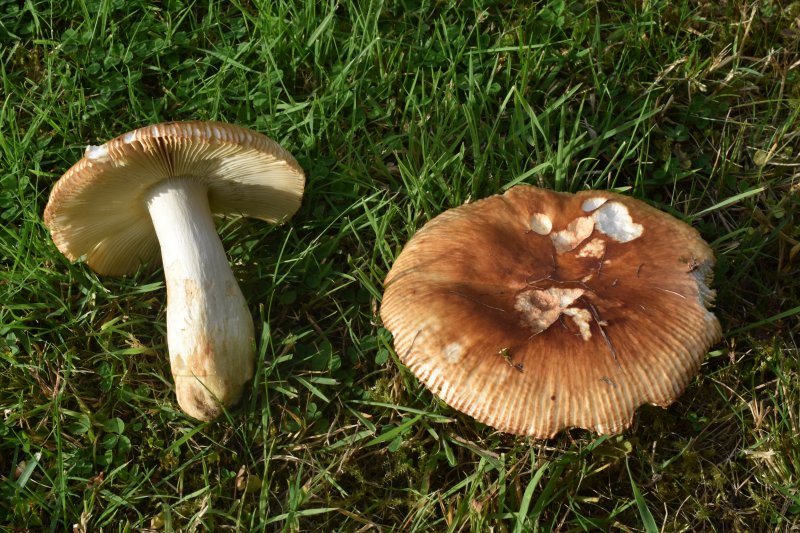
[380,185,722,437]
[44,121,305,275]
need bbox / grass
[1,0,799,530]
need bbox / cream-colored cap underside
[44,121,305,275]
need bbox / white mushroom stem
[145,177,255,420]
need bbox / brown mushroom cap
[44,121,305,275]
[380,185,722,437]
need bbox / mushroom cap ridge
[44,121,305,276]
[380,185,722,438]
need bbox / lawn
[1,0,799,530]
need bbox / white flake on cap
[563,307,593,340]
[514,287,585,334]
[581,197,608,212]
[84,144,110,162]
[550,216,594,253]
[529,213,553,235]
[577,238,606,258]
[444,342,465,364]
[591,202,643,242]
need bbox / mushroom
[380,185,721,437]
[44,121,305,420]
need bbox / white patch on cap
[529,213,552,235]
[515,287,585,334]
[577,238,606,258]
[443,342,464,364]
[557,289,582,307]
[581,197,608,212]
[84,144,110,162]
[563,307,593,340]
[550,216,594,253]
[122,131,137,143]
[591,202,643,242]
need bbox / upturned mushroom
[44,121,305,420]
[380,185,721,437]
